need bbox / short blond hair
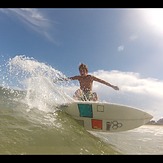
[79,63,88,73]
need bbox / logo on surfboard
[106,121,123,131]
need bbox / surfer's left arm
[93,76,119,90]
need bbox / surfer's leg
[92,92,98,101]
[84,91,98,101]
[73,89,85,101]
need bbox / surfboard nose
[144,112,153,124]
[149,114,153,120]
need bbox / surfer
[68,63,119,101]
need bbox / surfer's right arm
[53,77,69,83]
[68,76,80,80]
[53,76,79,83]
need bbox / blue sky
[0,8,163,120]
[0,8,163,79]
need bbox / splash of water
[7,55,74,112]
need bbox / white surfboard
[59,101,153,132]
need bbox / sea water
[90,125,163,155]
[0,55,162,155]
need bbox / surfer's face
[79,68,87,76]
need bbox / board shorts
[73,89,98,101]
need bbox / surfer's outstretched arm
[53,75,80,83]
[53,77,69,83]
[68,76,80,80]
[92,76,119,90]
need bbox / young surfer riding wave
[67,63,119,101]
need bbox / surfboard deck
[58,101,153,132]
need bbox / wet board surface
[59,101,153,132]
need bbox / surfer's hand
[112,85,119,90]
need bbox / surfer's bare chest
[78,75,93,91]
